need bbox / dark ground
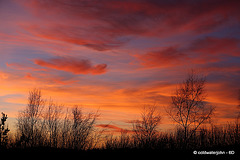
[0,145,239,160]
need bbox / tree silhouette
[0,112,10,148]
[132,105,162,148]
[71,106,99,150]
[16,89,45,147]
[166,70,215,143]
[44,99,63,148]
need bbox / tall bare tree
[166,70,215,142]
[16,89,46,147]
[132,105,162,148]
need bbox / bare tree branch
[166,70,215,142]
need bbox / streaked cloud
[96,124,131,133]
[137,46,188,68]
[34,56,107,75]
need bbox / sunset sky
[0,0,240,132]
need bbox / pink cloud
[137,36,240,68]
[24,25,124,51]
[18,0,240,51]
[34,57,107,75]
[25,73,78,85]
[137,46,188,68]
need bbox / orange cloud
[0,71,9,80]
[34,57,107,75]
[24,73,36,80]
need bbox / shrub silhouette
[132,105,161,149]
[0,112,10,148]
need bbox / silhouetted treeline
[13,89,100,150]
[1,100,239,152]
[103,123,240,151]
[0,71,239,155]
[2,115,240,154]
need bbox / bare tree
[132,105,162,148]
[44,99,63,148]
[166,70,215,142]
[71,106,99,150]
[61,108,72,149]
[16,89,46,147]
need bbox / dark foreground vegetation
[0,71,239,158]
[1,121,239,158]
